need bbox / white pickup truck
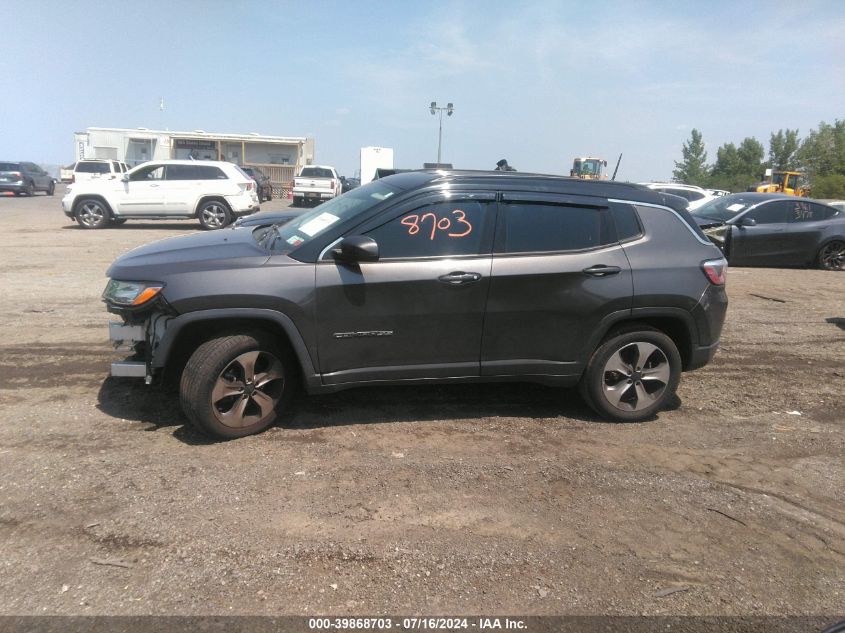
[292,165,342,207]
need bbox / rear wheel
[24,181,34,196]
[579,328,681,422]
[47,181,55,196]
[180,333,294,439]
[197,199,231,230]
[817,240,845,271]
[75,199,110,229]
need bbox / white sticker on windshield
[726,203,745,212]
[298,212,340,237]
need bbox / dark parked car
[691,193,845,270]
[340,176,360,193]
[103,170,728,439]
[240,166,273,202]
[0,162,55,196]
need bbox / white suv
[73,159,129,183]
[62,160,260,230]
[639,182,716,210]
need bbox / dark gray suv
[104,171,728,439]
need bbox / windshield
[691,195,760,221]
[257,180,400,252]
[576,159,602,176]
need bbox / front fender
[150,308,320,390]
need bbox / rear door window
[787,200,828,223]
[497,201,614,253]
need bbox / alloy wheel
[201,203,228,228]
[601,341,671,412]
[78,202,106,227]
[211,350,285,428]
[820,241,845,271]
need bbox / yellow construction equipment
[750,170,809,196]
[570,157,608,180]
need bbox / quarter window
[610,202,643,241]
[365,200,492,259]
[499,202,613,253]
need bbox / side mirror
[121,174,130,182]
[736,216,756,227]
[333,235,379,263]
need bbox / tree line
[672,119,845,197]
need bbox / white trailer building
[73,127,315,196]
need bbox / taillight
[11,172,22,180]
[701,258,727,285]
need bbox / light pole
[429,101,454,165]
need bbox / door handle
[150,184,160,187]
[582,265,622,277]
[438,271,482,285]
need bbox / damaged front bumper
[108,313,172,383]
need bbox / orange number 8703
[400,209,472,240]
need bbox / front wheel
[75,199,111,229]
[197,199,231,230]
[180,333,294,439]
[579,328,681,422]
[817,240,845,271]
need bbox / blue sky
[2,0,844,181]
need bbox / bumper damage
[108,313,171,383]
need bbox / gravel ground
[0,186,843,616]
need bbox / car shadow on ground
[62,223,200,231]
[97,377,648,444]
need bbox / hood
[235,210,302,228]
[106,226,271,280]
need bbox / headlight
[102,280,164,306]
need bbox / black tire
[74,198,111,229]
[24,181,35,196]
[112,218,127,226]
[197,199,232,230]
[292,196,302,207]
[180,333,294,439]
[47,181,55,196]
[817,240,845,271]
[578,327,682,423]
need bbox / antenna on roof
[611,153,623,181]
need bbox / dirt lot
[0,186,843,617]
